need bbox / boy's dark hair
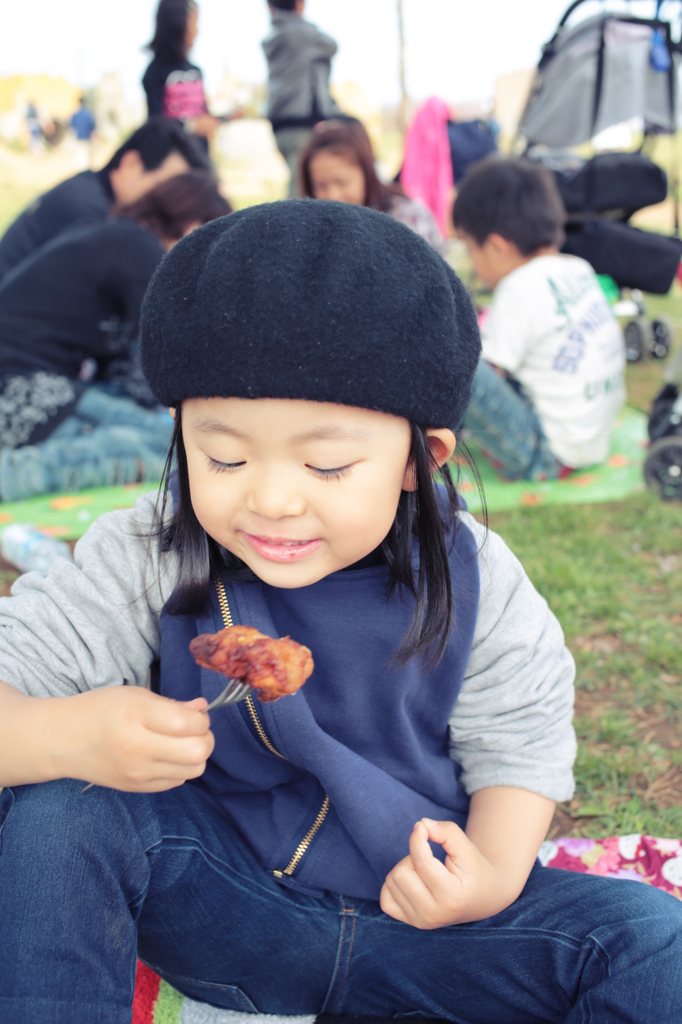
[113,172,231,243]
[103,117,210,175]
[158,412,484,668]
[300,121,404,213]
[147,0,197,64]
[452,156,565,255]
[269,1,299,10]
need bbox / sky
[0,1,674,109]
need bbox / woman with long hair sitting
[300,121,446,254]
[0,172,230,500]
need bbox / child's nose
[245,470,306,519]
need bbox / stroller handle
[559,0,682,28]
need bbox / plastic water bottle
[1,524,73,574]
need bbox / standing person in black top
[143,0,238,153]
[0,173,230,501]
[263,0,343,197]
[0,118,210,284]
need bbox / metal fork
[203,678,251,711]
[81,679,250,793]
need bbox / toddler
[454,157,625,480]
[0,201,679,1023]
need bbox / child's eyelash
[307,465,352,480]
[206,458,352,480]
[207,457,246,473]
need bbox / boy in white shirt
[454,157,625,479]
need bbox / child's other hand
[380,818,516,929]
[56,686,215,792]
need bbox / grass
[484,494,682,839]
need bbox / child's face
[460,232,530,290]
[181,397,413,589]
[460,233,507,290]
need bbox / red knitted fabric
[132,960,161,1024]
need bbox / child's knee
[0,779,146,866]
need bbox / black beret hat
[139,199,480,429]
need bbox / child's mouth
[243,533,322,563]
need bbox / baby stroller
[516,0,682,361]
[644,344,682,498]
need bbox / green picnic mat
[0,481,162,541]
[455,406,648,513]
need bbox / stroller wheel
[643,436,682,501]
[624,319,645,362]
[648,319,672,359]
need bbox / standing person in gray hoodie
[262,0,343,196]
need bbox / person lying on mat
[454,156,626,481]
[0,172,230,502]
[0,117,211,285]
[0,201,680,1024]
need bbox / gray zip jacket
[262,10,343,130]
[0,492,576,800]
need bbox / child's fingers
[102,725,214,785]
[149,731,215,767]
[407,820,453,892]
[148,757,210,781]
[100,771,200,794]
[379,879,411,924]
[421,818,471,862]
[142,693,213,737]
[381,866,429,924]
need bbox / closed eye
[306,464,353,480]
[207,456,246,473]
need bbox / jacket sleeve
[0,492,179,698]
[304,22,338,59]
[449,515,576,802]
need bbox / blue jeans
[0,387,172,501]
[1,779,681,1023]
[463,360,566,481]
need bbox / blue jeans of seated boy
[463,359,567,481]
[0,387,173,501]
[1,780,681,1024]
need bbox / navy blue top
[0,170,113,283]
[71,106,96,141]
[157,519,480,901]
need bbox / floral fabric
[539,834,682,898]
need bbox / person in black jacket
[0,172,230,501]
[0,118,210,283]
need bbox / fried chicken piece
[189,625,314,703]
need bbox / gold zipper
[215,579,286,758]
[213,579,330,875]
[274,795,331,877]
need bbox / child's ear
[488,233,522,262]
[402,429,456,492]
